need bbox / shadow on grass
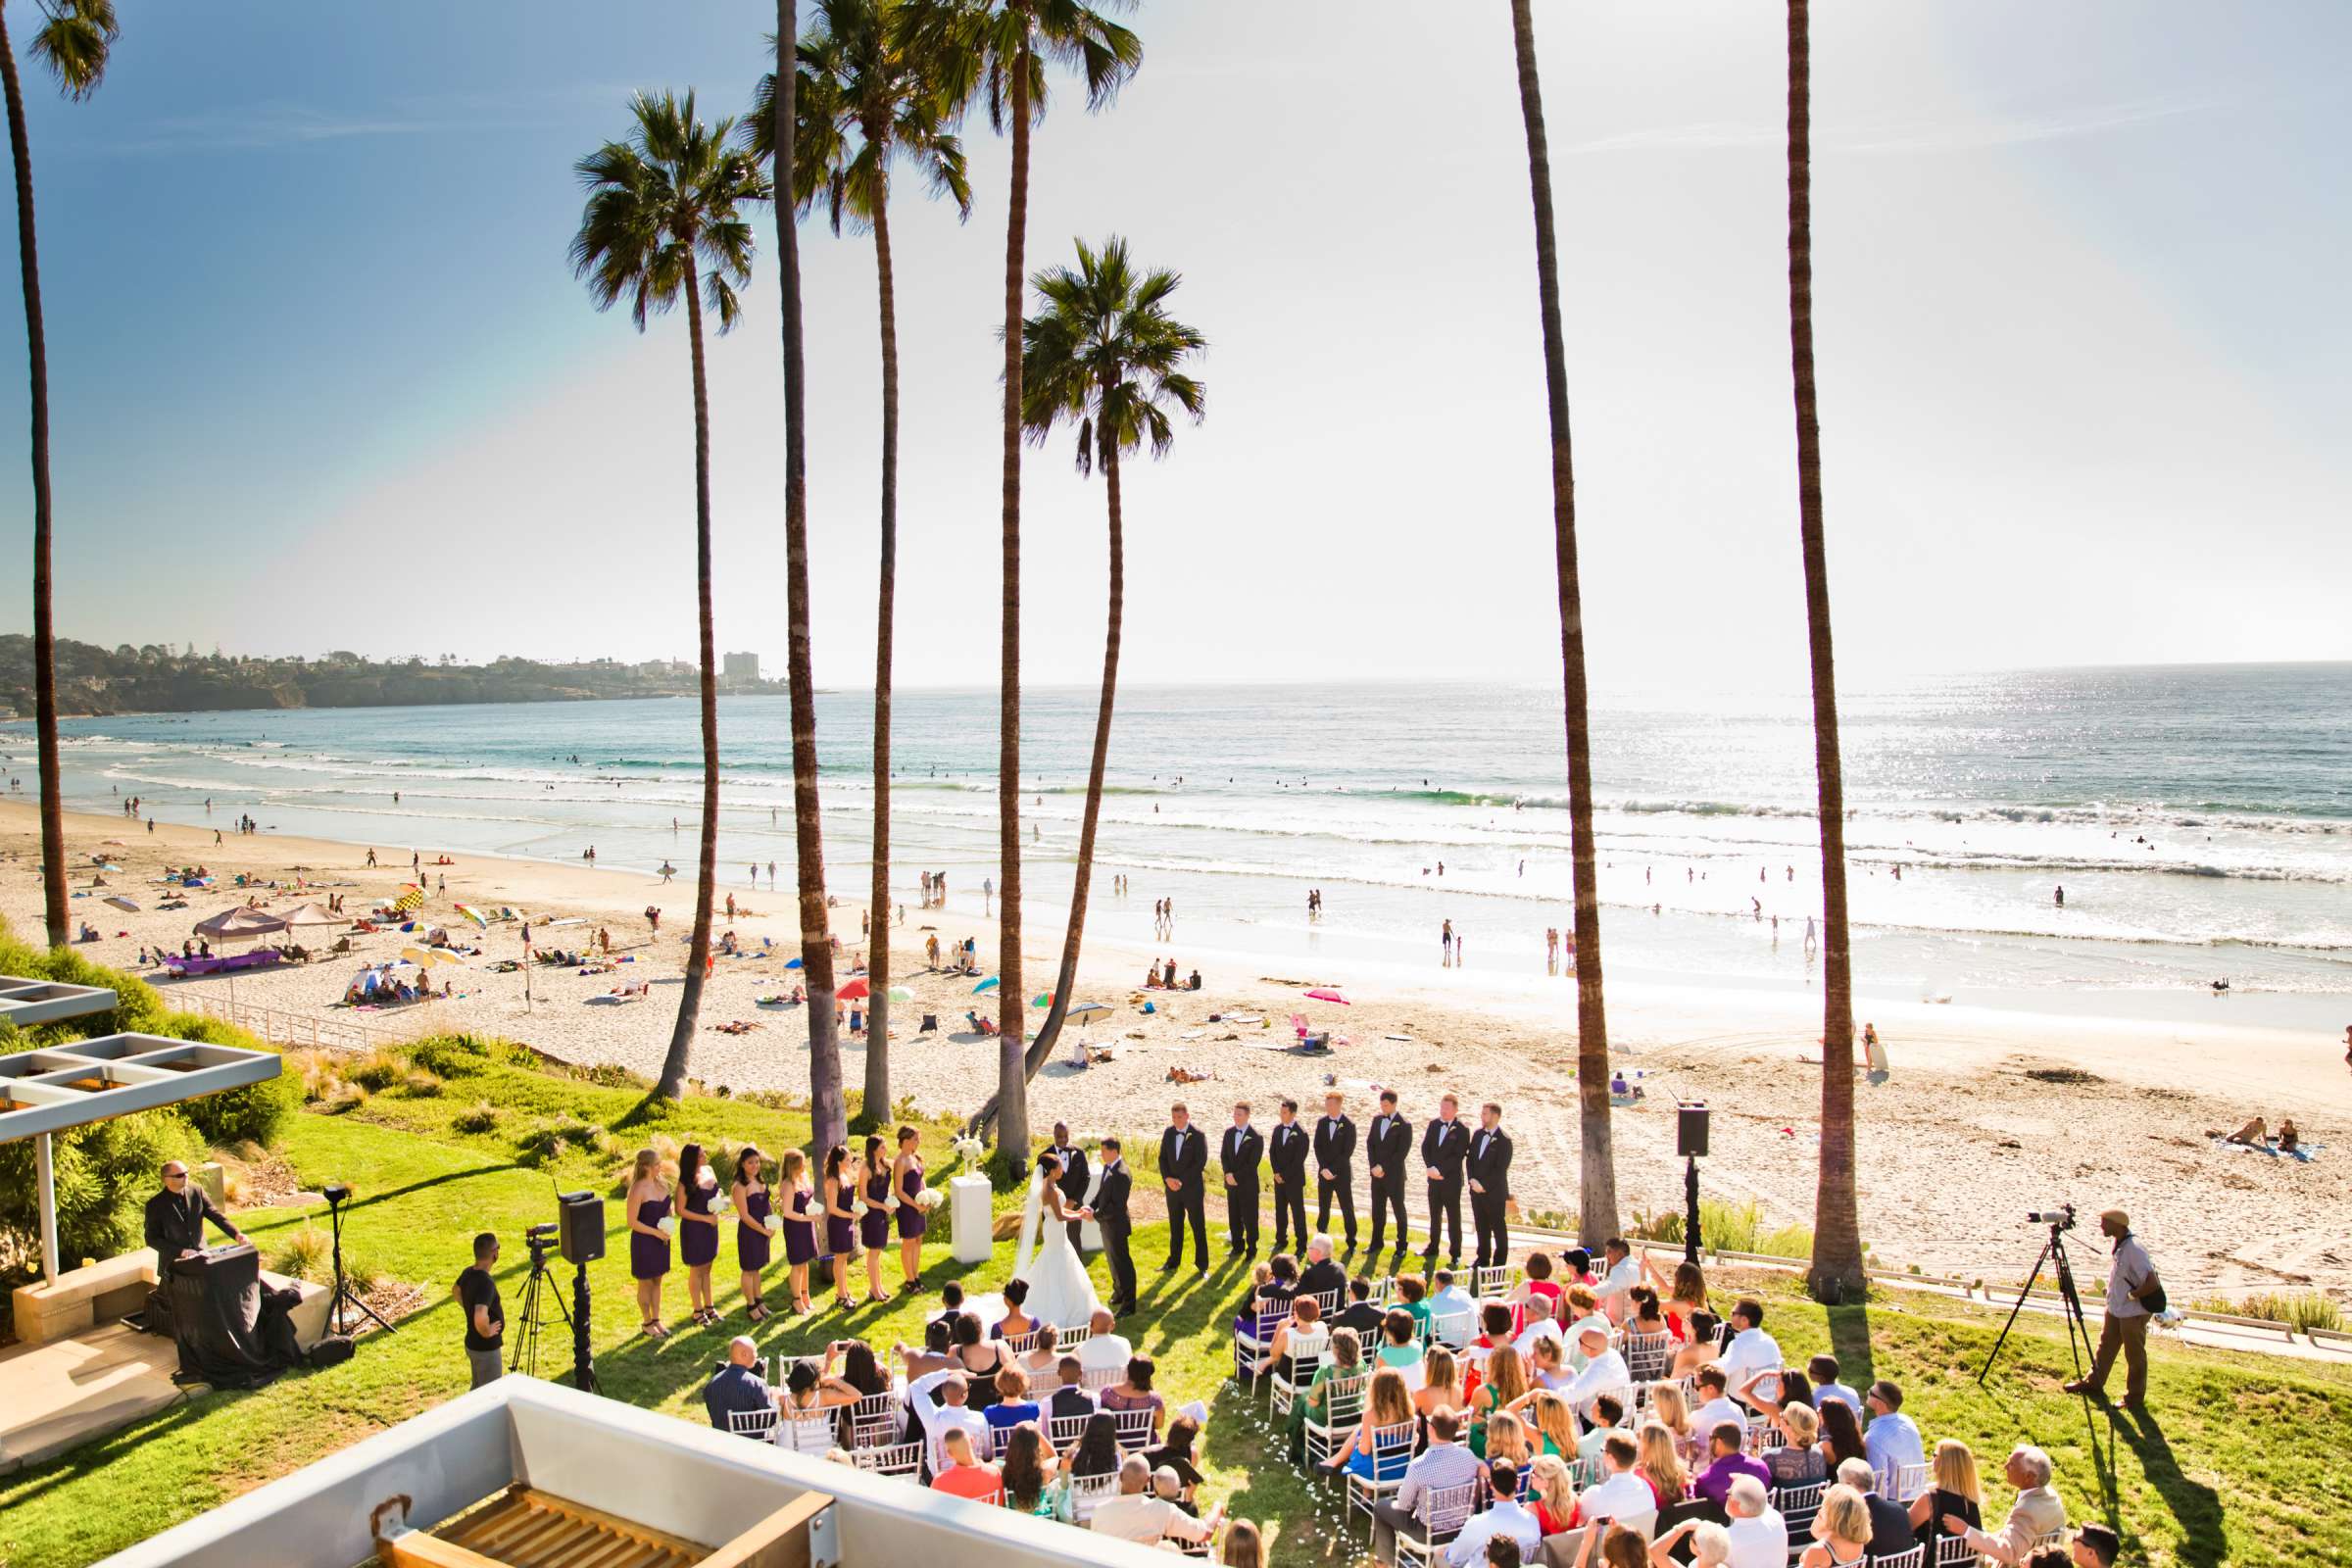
[2118,1403,2225,1568]
[1827,1298,1876,1388]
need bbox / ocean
[10,662,2349,1030]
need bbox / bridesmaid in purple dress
[733,1147,774,1325]
[858,1136,894,1304]
[678,1143,721,1329]
[625,1148,672,1338]
[892,1124,927,1296]
[778,1149,817,1314]
[820,1145,857,1312]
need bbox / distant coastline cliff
[0,636,786,717]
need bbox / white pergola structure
[1,1032,281,1285]
[0,976,117,1028]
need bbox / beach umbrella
[402,946,462,968]
[193,906,288,941]
[452,903,490,929]
[887,985,914,1004]
[103,895,140,912]
[277,901,342,926]
[1067,1002,1111,1019]
[391,884,426,913]
[972,976,999,994]
[1031,992,1054,1008]
[785,957,804,969]
[838,978,871,1002]
[1304,989,1351,1004]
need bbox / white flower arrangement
[710,1195,734,1218]
[657,1215,677,1237]
[914,1188,944,1212]
[950,1134,985,1165]
[764,1212,784,1236]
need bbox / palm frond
[29,0,119,101]
[1016,233,1206,477]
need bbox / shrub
[1630,1197,1818,1259]
[348,1050,409,1093]
[453,1101,501,1135]
[517,1113,611,1168]
[2192,1291,2345,1334]
[408,1035,493,1078]
[402,1068,444,1098]
[0,1108,199,1302]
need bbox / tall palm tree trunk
[776,0,847,1155]
[861,172,899,1128]
[993,24,1033,1170]
[1026,427,1121,1074]
[1787,0,1862,1299]
[1510,0,1615,1243]
[655,275,722,1101]
[0,11,68,952]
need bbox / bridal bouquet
[763,1211,783,1236]
[710,1195,734,1218]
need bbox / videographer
[2064,1209,2156,1409]
[457,1233,505,1389]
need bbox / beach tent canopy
[275,902,343,927]
[192,906,287,941]
[1,1029,280,1286]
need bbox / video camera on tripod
[1979,1200,2094,1386]
[2027,1203,2077,1231]
[510,1192,605,1392]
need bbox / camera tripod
[511,1241,598,1392]
[1977,1219,2097,1386]
[324,1190,394,1337]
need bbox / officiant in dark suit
[1049,1122,1091,1250]
[1090,1137,1136,1315]
[1220,1102,1265,1258]
[1420,1095,1470,1271]
[1467,1102,1514,1269]
[1313,1092,1358,1250]
[1159,1103,1209,1275]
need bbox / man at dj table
[142,1159,247,1344]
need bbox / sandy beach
[5,796,2345,1302]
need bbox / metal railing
[172,990,407,1054]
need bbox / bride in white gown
[1011,1151,1101,1330]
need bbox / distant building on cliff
[721,651,760,686]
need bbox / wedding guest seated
[1482,1410,1536,1476]
[995,1278,1038,1343]
[1396,1273,1436,1339]
[1464,1301,1516,1374]
[1443,1460,1543,1568]
[1649,1520,1738,1568]
[1637,1422,1690,1511]
[1693,1421,1773,1507]
[1863,1381,1925,1482]
[1593,1239,1642,1322]
[1690,1366,1745,1440]
[897,1318,958,1382]
[1430,1267,1478,1338]
[1377,1307,1428,1389]
[1508,1250,1564,1315]
[949,1313,1012,1412]
[1066,1411,1124,1483]
[1415,1344,1467,1419]
[1076,1307,1133,1375]
[1834,1458,1914,1559]
[1507,1387,1576,1460]
[1762,1401,1827,1487]
[1289,1326,1363,1462]
[1049,1354,1098,1424]
[1317,1365,1415,1480]
[1724,1475,1789,1566]
[1100,1354,1166,1437]
[1372,1406,1486,1562]
[1819,1396,1870,1474]
[931,1281,971,1336]
[1467,1346,1529,1459]
[1944,1446,2066,1565]
[1002,1423,1070,1521]
[1298,1235,1348,1304]
[1797,1485,1872,1568]
[1646,1382,1695,1456]
[1239,1253,1299,1335]
[1576,1433,1656,1529]
[2070,1526,2121,1567]
[1144,1414,1207,1510]
[1511,1295,1566,1358]
[1528,1452,1581,1537]
[1255,1293,1325,1381]
[1019,1322,1062,1382]
[906,1368,993,1477]
[1563,1323,1631,1418]
[704,1337,779,1433]
[1808,1354,1862,1415]
[1151,1466,1192,1514]
[1332,1275,1385,1337]
[1578,1393,1627,1462]
[930,1427,1004,1500]
[1905,1438,1984,1552]
[1090,1453,1222,1547]
[986,1365,1043,1431]
[1718,1299,1783,1402]
[1527,1335,1574,1392]
[1627,1286,1675,1343]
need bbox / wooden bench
[10,1249,158,1348]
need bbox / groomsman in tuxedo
[1268,1100,1310,1255]
[1364,1090,1412,1261]
[1159,1103,1209,1275]
[1313,1091,1358,1251]
[1089,1137,1137,1315]
[1420,1094,1470,1271]
[1467,1101,1514,1269]
[1220,1102,1265,1258]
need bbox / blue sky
[2,0,2346,690]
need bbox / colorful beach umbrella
[103,895,140,912]
[887,985,914,1004]
[972,976,999,994]
[1067,1002,1111,1019]
[277,902,342,926]
[1032,992,1054,1008]
[838,978,871,1001]
[1304,989,1351,1004]
[193,906,288,940]
[391,884,426,913]
[452,903,490,929]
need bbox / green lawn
[2,1039,2346,1568]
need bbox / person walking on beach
[983,875,993,915]
[1803,916,1817,954]
[1441,919,1453,965]
[2055,884,2066,907]
[366,848,377,868]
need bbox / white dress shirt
[1563,1347,1631,1417]
[1077,1330,1134,1373]
[1719,1326,1784,1394]
[1862,1409,1924,1480]
[906,1369,993,1476]
[1725,1506,1790,1568]
[1511,1315,1565,1359]
[1443,1498,1542,1568]
[1692,1395,1747,1441]
[1593,1254,1642,1318]
[1430,1284,1478,1338]
[1091,1494,1211,1545]
[1577,1469,1655,1525]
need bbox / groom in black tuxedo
[1159,1103,1208,1275]
[1050,1121,1091,1251]
[1420,1093,1470,1271]
[1090,1136,1136,1315]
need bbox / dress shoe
[1159,1261,1179,1273]
[2062,1379,2101,1397]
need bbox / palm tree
[756,0,971,1130]
[3,0,118,951]
[761,3,851,1158]
[1017,236,1202,1075]
[570,90,767,1102]
[917,0,1139,1172]
[1785,0,1862,1299]
[1507,0,1617,1245]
